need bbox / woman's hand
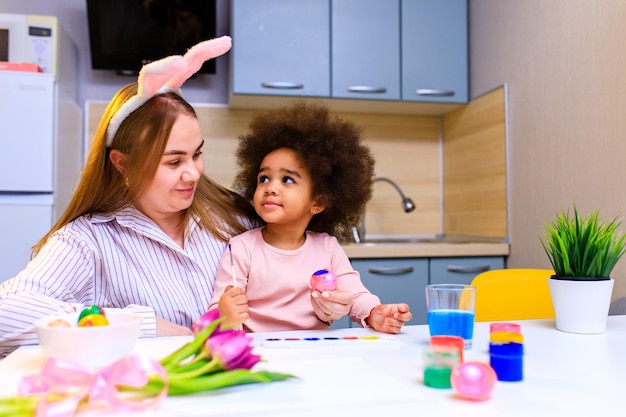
[310,285,354,323]
[155,316,193,336]
[218,285,249,327]
[366,303,412,334]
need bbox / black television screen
[86,0,217,75]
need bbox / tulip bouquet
[0,310,295,416]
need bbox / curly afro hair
[234,100,375,242]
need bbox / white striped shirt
[0,205,233,357]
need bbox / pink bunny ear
[167,36,232,89]
[138,55,187,96]
[105,36,232,147]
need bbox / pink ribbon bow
[18,355,168,417]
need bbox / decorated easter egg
[47,318,72,328]
[78,313,109,327]
[450,361,497,401]
[310,269,337,292]
[78,305,106,322]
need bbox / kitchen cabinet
[429,256,504,285]
[350,258,429,326]
[401,0,468,103]
[230,0,330,97]
[340,256,504,328]
[329,314,351,330]
[331,0,400,100]
[230,0,468,105]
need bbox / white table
[1,316,624,417]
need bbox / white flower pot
[548,277,614,334]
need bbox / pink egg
[310,269,337,292]
[450,361,497,401]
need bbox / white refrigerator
[0,71,82,283]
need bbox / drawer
[352,258,429,325]
[429,256,505,285]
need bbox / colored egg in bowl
[34,308,143,368]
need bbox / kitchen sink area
[354,234,507,245]
[342,234,509,259]
[357,236,471,245]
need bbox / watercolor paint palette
[262,335,402,348]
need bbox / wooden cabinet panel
[442,86,508,238]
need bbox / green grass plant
[541,206,626,279]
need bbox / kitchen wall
[0,0,232,106]
[87,101,443,237]
[470,0,626,308]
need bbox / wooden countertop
[342,241,510,259]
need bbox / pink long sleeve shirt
[208,228,380,332]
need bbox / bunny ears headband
[105,36,232,147]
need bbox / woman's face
[135,113,204,219]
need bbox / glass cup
[425,284,476,349]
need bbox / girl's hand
[156,316,193,336]
[218,285,249,327]
[366,303,412,334]
[310,285,354,323]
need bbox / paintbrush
[228,243,237,288]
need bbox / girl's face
[254,148,323,228]
[135,113,204,220]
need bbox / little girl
[208,101,412,333]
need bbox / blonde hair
[33,83,256,255]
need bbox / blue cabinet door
[351,258,429,325]
[231,0,330,97]
[401,0,468,103]
[331,0,400,100]
[429,256,505,285]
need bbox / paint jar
[489,332,524,381]
[423,345,460,389]
[489,322,522,333]
[430,335,465,362]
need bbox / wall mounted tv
[86,0,217,75]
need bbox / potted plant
[540,205,626,334]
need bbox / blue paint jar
[489,341,524,381]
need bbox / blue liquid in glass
[427,309,475,348]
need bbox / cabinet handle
[261,82,304,90]
[367,266,414,275]
[416,89,455,97]
[347,86,387,94]
[446,265,491,274]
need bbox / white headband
[105,36,232,147]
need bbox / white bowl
[34,309,143,368]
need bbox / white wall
[470,0,626,307]
[0,0,231,106]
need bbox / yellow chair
[470,268,556,322]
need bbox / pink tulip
[206,330,261,370]
[191,309,222,336]
[2,310,293,414]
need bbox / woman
[0,37,259,357]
